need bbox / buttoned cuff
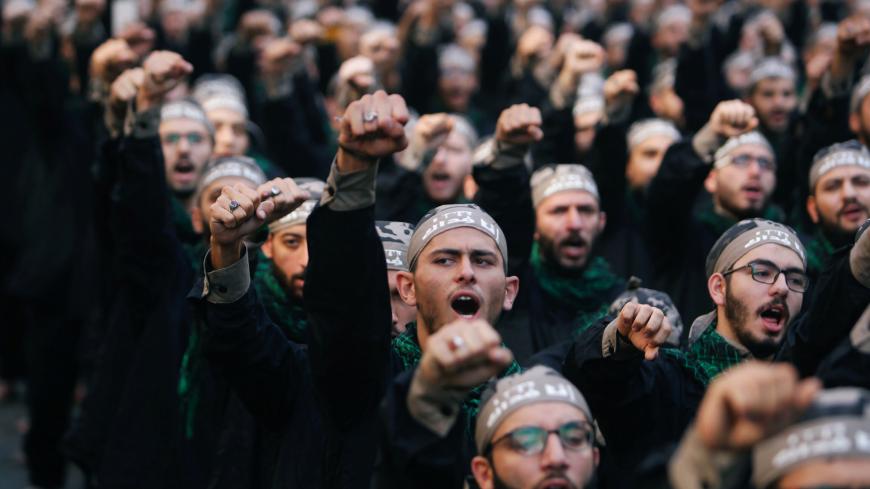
[203,246,251,304]
[320,158,379,211]
[601,319,640,360]
[406,368,466,437]
[472,138,528,170]
[669,426,746,489]
[131,107,161,139]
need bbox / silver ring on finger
[448,335,465,352]
[229,200,241,211]
[270,186,281,197]
[363,111,378,123]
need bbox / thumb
[644,345,659,361]
[528,126,544,141]
[256,200,275,220]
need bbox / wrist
[336,145,378,173]
[210,237,244,270]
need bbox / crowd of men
[2,0,870,487]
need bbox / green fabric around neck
[178,323,203,440]
[529,241,622,312]
[804,229,835,277]
[662,319,748,386]
[695,200,783,238]
[391,323,523,426]
[252,253,308,343]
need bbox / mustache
[534,472,578,489]
[756,297,788,318]
[838,198,868,217]
[558,234,588,248]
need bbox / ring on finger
[270,186,281,197]
[448,335,465,352]
[363,111,378,123]
[229,200,241,211]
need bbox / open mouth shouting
[758,302,788,334]
[559,236,588,259]
[450,291,481,319]
[172,159,197,186]
[741,183,764,202]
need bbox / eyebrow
[428,248,499,259]
[747,258,805,274]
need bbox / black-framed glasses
[730,153,776,171]
[722,260,809,293]
[487,421,594,456]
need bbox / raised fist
[516,26,554,66]
[210,178,310,248]
[562,39,605,78]
[495,104,543,145]
[615,302,672,360]
[258,37,302,78]
[338,55,376,92]
[837,15,870,59]
[337,90,409,169]
[117,21,156,58]
[708,100,758,138]
[603,69,639,112]
[412,113,454,153]
[137,50,193,110]
[289,19,324,44]
[418,319,514,390]
[108,67,144,119]
[90,38,137,85]
[695,362,820,450]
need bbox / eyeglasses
[161,132,207,145]
[487,421,594,456]
[722,260,809,293]
[730,154,776,171]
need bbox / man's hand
[615,302,672,360]
[258,37,302,78]
[837,15,870,59]
[555,39,604,98]
[695,362,820,450]
[708,100,758,138]
[90,38,137,86]
[603,69,639,113]
[289,19,324,44]
[412,113,454,153]
[108,67,144,121]
[117,21,156,58]
[418,319,514,390]
[516,25,553,67]
[756,12,785,55]
[338,55,377,93]
[495,104,543,145]
[337,90,409,172]
[209,178,309,269]
[137,50,193,111]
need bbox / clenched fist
[137,50,193,111]
[495,104,543,145]
[89,38,137,85]
[337,90,409,172]
[418,319,514,390]
[695,362,820,450]
[603,69,639,113]
[615,302,672,360]
[108,67,144,120]
[708,100,758,139]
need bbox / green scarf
[695,201,783,238]
[530,241,622,331]
[392,323,523,427]
[252,254,308,343]
[178,324,204,439]
[661,319,748,386]
[804,229,835,278]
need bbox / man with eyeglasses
[644,99,781,327]
[563,218,806,486]
[159,98,214,212]
[470,366,599,489]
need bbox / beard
[536,233,591,273]
[271,263,304,300]
[724,286,780,359]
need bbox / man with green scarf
[199,90,522,488]
[804,140,870,279]
[644,99,781,331]
[473,103,625,362]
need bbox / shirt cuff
[472,138,529,170]
[203,246,251,304]
[320,158,379,211]
[668,426,748,489]
[406,367,466,437]
[601,319,640,360]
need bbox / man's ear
[470,456,495,489]
[593,446,600,467]
[806,195,820,225]
[708,272,727,307]
[704,170,718,195]
[850,112,861,136]
[261,235,274,259]
[597,211,607,234]
[396,271,417,307]
[191,205,204,234]
[503,276,520,311]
